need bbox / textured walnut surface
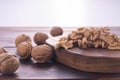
[0,53,19,74]
[56,27,120,50]
[34,32,48,45]
[31,44,52,63]
[17,41,32,59]
[15,34,31,47]
[50,27,63,37]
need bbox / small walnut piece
[15,34,31,46]
[31,44,52,63]
[0,46,8,54]
[50,27,63,37]
[56,27,120,50]
[17,41,33,59]
[34,32,48,45]
[0,53,19,74]
[55,40,73,49]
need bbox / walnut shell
[15,34,31,47]
[31,44,52,63]
[34,32,48,45]
[17,41,32,59]
[0,53,19,74]
[0,46,8,54]
[50,27,63,37]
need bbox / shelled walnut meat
[31,44,52,63]
[0,53,19,74]
[56,27,120,50]
[15,34,31,46]
[34,32,48,45]
[17,41,33,59]
[50,26,63,37]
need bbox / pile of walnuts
[0,26,63,74]
[15,26,63,63]
[56,27,120,50]
[15,33,52,63]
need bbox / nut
[15,34,31,46]
[50,27,63,37]
[34,32,48,45]
[55,40,74,49]
[0,53,19,74]
[0,46,8,54]
[17,41,33,59]
[31,44,52,63]
[56,27,120,50]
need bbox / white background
[0,0,120,27]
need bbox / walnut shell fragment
[50,27,63,37]
[31,44,52,63]
[34,32,48,45]
[15,34,31,47]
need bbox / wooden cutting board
[47,27,120,73]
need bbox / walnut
[69,32,83,40]
[92,31,100,41]
[55,40,73,49]
[59,37,67,42]
[34,32,48,45]
[15,34,31,47]
[78,40,82,48]
[31,44,52,63]
[0,53,19,74]
[81,37,88,48]
[17,41,33,59]
[83,28,92,38]
[56,27,120,50]
[108,42,120,50]
[93,40,99,48]
[62,40,73,49]
[0,46,8,54]
[50,27,63,37]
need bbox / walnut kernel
[56,27,120,50]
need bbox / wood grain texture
[0,27,120,80]
[55,48,120,73]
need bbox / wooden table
[0,27,120,80]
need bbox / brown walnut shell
[31,44,52,63]
[34,32,48,45]
[0,53,19,74]
[17,41,32,59]
[50,27,63,37]
[15,34,31,47]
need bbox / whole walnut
[15,34,31,47]
[34,32,48,45]
[0,46,8,54]
[31,44,52,63]
[17,41,33,59]
[0,53,19,74]
[50,27,63,37]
